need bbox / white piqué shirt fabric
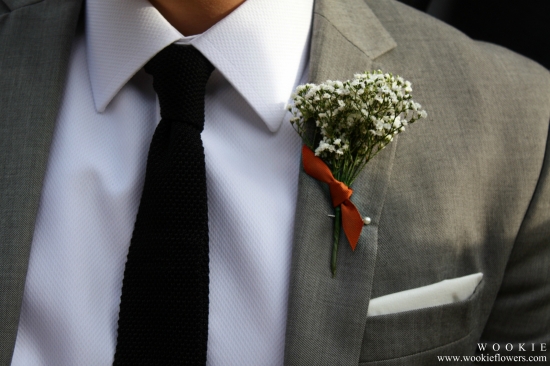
[12,0,313,364]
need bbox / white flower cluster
[288,70,427,184]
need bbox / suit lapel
[284,0,397,364]
[0,0,82,362]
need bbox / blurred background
[397,0,550,69]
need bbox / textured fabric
[10,0,310,365]
[113,45,213,364]
[189,0,313,131]
[85,0,181,112]
[0,0,82,364]
[86,0,313,131]
[11,36,158,365]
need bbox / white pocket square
[367,272,483,317]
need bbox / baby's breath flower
[289,70,427,185]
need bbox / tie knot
[145,44,214,129]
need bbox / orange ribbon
[301,145,363,250]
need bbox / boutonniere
[288,70,427,276]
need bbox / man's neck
[149,0,246,36]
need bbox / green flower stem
[332,205,342,277]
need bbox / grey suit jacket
[1,0,549,365]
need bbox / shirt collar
[86,0,313,132]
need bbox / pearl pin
[363,217,372,225]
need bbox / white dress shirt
[12,0,313,364]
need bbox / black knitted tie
[113,45,214,365]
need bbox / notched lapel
[285,0,397,364]
[314,0,396,61]
[0,0,82,362]
[308,0,396,84]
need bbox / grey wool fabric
[1,0,549,365]
[0,0,83,365]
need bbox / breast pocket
[358,276,484,365]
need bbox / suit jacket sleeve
[479,119,550,356]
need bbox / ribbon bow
[301,145,364,250]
